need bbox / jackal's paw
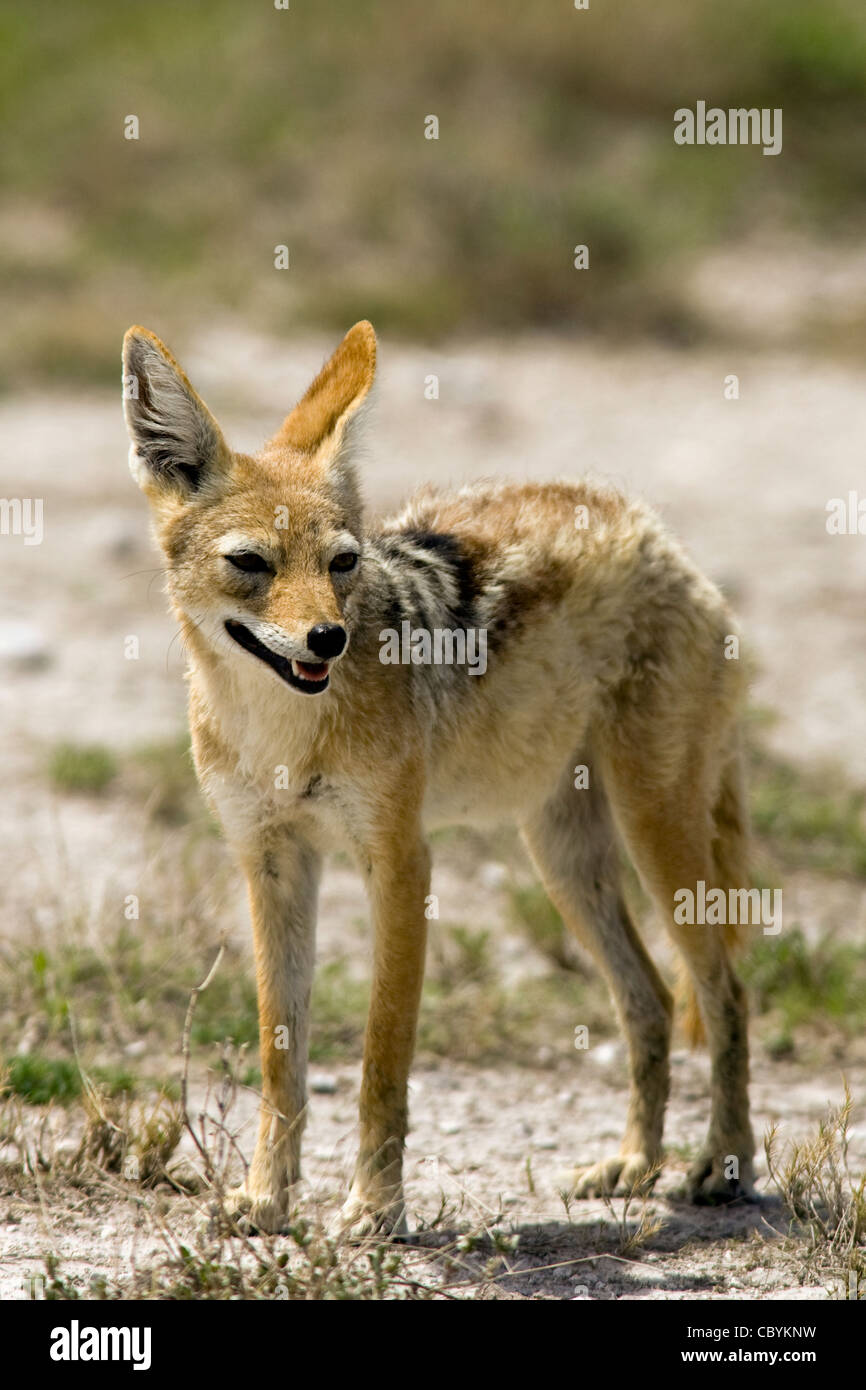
[561,1153,659,1199]
[217,1185,290,1236]
[686,1152,756,1205]
[338,1186,408,1241]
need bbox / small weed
[749,742,866,879]
[765,1086,866,1296]
[4,1054,134,1106]
[601,1173,665,1258]
[73,1085,184,1187]
[48,742,117,794]
[742,928,866,1037]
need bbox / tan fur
[123,321,757,1232]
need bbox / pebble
[310,1074,338,1094]
[0,620,50,669]
[16,1023,39,1057]
[479,862,507,890]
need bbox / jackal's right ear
[268,320,376,460]
[122,327,229,498]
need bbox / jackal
[122,321,755,1234]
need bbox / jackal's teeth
[291,657,329,681]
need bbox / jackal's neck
[358,529,480,638]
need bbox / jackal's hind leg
[600,740,756,1205]
[521,760,673,1199]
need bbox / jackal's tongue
[293,660,329,682]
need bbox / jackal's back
[361,478,738,826]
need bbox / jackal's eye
[226,552,271,573]
[329,551,358,573]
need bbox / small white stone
[0,621,50,668]
[310,1074,338,1094]
[479,862,507,890]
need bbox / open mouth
[224,620,331,695]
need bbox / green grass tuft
[750,745,866,878]
[742,927,866,1037]
[4,1054,135,1105]
[48,742,117,794]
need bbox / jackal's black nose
[307,623,347,659]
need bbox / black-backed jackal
[123,321,755,1235]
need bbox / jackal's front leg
[342,832,431,1237]
[227,832,320,1234]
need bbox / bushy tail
[679,747,751,1048]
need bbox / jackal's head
[122,323,376,696]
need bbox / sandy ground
[1,330,865,1299]
[2,1053,863,1301]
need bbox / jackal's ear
[269,320,376,460]
[122,327,229,497]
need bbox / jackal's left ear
[122,327,230,498]
[268,322,376,496]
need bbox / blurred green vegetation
[1,0,866,386]
[4,1054,135,1105]
[48,742,118,794]
[751,744,866,878]
[741,928,866,1056]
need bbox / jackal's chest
[192,680,362,854]
[201,756,365,860]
